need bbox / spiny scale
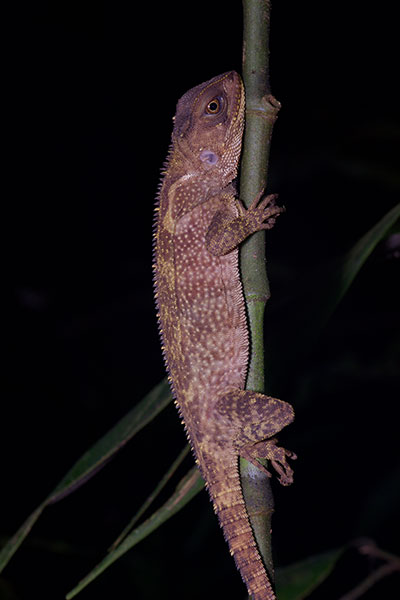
[153,71,295,600]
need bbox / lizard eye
[206,97,223,114]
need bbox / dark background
[2,1,399,599]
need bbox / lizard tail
[205,457,276,600]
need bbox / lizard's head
[172,71,245,184]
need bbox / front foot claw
[247,192,285,231]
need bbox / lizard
[153,71,295,600]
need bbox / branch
[337,540,400,600]
[239,0,282,589]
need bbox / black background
[2,1,399,599]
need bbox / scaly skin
[153,71,295,600]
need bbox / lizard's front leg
[205,192,284,256]
[215,389,296,486]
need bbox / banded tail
[204,453,276,600]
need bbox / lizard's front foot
[245,191,285,231]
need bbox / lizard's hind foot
[241,438,296,486]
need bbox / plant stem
[240,0,281,590]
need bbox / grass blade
[66,466,204,599]
[108,444,191,552]
[339,202,400,302]
[269,203,400,381]
[0,505,45,573]
[0,379,171,573]
[306,203,400,338]
[49,379,171,503]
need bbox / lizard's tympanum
[153,71,295,600]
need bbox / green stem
[240,0,281,590]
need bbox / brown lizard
[153,71,295,600]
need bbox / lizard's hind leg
[215,389,296,485]
[240,438,296,486]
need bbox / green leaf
[0,379,172,573]
[0,505,46,574]
[66,466,204,599]
[304,202,400,341]
[320,202,400,326]
[49,378,171,503]
[276,548,344,600]
[268,203,400,383]
[340,202,400,300]
[108,444,191,552]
